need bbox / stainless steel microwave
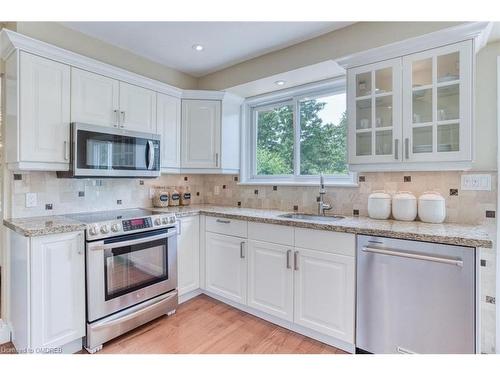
[57,123,161,178]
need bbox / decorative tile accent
[237,201,241,207]
[353,209,360,216]
[234,176,239,182]
[45,204,53,210]
[358,176,366,182]
[273,186,278,191]
[13,174,22,181]
[223,185,227,189]
[404,176,412,182]
[481,259,487,267]
[184,176,188,181]
[450,189,459,196]
[293,205,299,211]
[254,189,259,195]
[486,210,495,218]
[139,180,144,185]
[196,192,200,196]
[117,200,122,205]
[78,191,85,197]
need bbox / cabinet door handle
[64,141,69,160]
[405,138,410,159]
[294,251,299,271]
[113,110,119,127]
[216,219,230,224]
[215,152,219,167]
[286,250,292,269]
[394,139,399,160]
[120,111,125,128]
[176,220,182,236]
[240,241,245,259]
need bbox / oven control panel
[122,217,153,232]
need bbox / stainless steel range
[67,208,178,353]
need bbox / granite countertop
[4,204,493,248]
[3,215,86,237]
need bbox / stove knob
[169,216,176,224]
[162,217,168,224]
[111,223,120,232]
[100,224,110,234]
[154,218,162,226]
[89,225,99,236]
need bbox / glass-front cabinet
[347,40,473,170]
[402,41,472,163]
[348,59,402,164]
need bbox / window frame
[240,77,357,186]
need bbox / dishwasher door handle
[362,246,463,267]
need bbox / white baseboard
[201,290,355,353]
[178,289,203,304]
[0,319,11,344]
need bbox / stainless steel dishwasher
[356,235,475,354]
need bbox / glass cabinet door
[348,59,402,164]
[402,40,472,162]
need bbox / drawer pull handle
[286,250,292,269]
[216,219,231,224]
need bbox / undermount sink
[278,213,345,222]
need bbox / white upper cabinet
[402,41,472,163]
[71,68,120,128]
[14,51,71,169]
[119,81,157,133]
[346,39,475,171]
[157,93,181,170]
[181,99,221,169]
[348,58,402,165]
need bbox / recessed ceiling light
[275,80,286,86]
[192,44,204,52]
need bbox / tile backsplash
[9,171,497,226]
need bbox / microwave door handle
[147,140,155,170]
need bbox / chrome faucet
[318,174,333,216]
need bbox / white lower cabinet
[177,216,200,297]
[202,217,356,347]
[247,240,293,322]
[293,247,355,343]
[205,232,247,304]
[10,230,85,353]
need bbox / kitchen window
[241,78,356,186]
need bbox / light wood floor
[0,295,346,354]
[99,294,346,354]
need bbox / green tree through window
[255,94,347,176]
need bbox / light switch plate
[461,174,492,191]
[25,192,37,208]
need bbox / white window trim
[239,77,357,187]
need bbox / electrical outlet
[25,193,37,208]
[149,188,156,199]
[461,174,492,191]
[214,186,221,195]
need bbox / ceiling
[61,22,353,77]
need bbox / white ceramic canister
[392,191,417,221]
[418,191,446,224]
[368,191,392,220]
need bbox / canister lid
[393,191,416,200]
[419,191,445,201]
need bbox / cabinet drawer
[294,228,355,257]
[205,216,247,238]
[248,222,293,246]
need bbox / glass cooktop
[66,208,163,224]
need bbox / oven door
[70,122,160,178]
[86,227,177,322]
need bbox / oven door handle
[97,230,177,250]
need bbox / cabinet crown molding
[337,22,492,69]
[0,29,184,98]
